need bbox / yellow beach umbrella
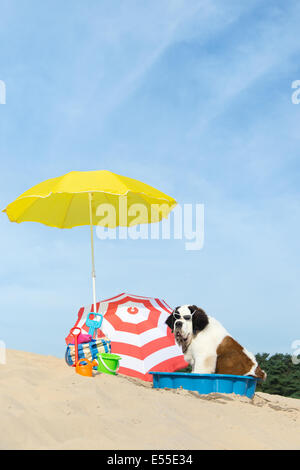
[3,170,177,310]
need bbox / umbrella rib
[109,172,131,194]
[112,172,170,200]
[60,193,75,228]
[12,196,43,223]
[129,191,168,224]
[103,191,113,206]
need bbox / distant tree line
[178,353,300,399]
[255,353,300,399]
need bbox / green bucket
[97,353,121,375]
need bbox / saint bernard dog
[166,305,266,380]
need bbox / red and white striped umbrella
[66,292,188,381]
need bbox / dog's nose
[175,321,182,328]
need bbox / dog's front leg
[184,352,194,371]
[193,355,216,374]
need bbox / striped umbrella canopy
[66,292,188,381]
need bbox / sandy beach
[0,349,299,450]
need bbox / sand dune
[0,349,299,450]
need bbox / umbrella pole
[88,192,97,313]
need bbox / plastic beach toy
[69,327,81,366]
[77,333,93,344]
[97,353,121,375]
[69,333,93,345]
[76,358,97,377]
[86,312,103,339]
[149,372,260,399]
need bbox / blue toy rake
[86,312,103,339]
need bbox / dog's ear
[165,310,176,332]
[190,306,209,335]
[188,305,198,315]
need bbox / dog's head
[166,305,209,347]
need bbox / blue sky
[1,0,300,358]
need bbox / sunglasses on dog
[173,311,194,321]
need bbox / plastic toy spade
[86,312,103,339]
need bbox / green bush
[255,353,300,399]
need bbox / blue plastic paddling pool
[149,372,259,398]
